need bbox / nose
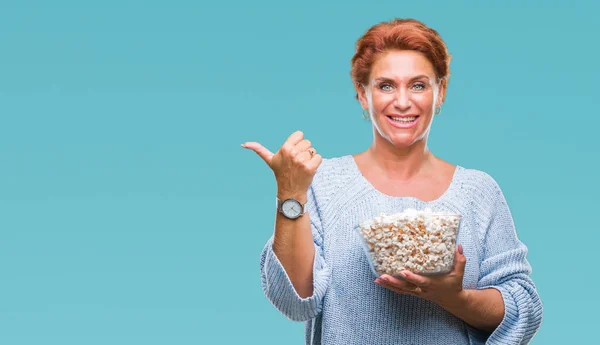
[394,89,411,110]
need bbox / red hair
[351,18,452,102]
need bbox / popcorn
[358,208,461,276]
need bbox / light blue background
[0,1,597,344]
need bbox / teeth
[390,116,417,122]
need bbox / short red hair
[351,18,452,102]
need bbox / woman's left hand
[375,244,467,306]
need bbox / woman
[242,18,543,345]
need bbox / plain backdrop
[1,1,598,344]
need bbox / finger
[294,139,312,153]
[296,149,314,163]
[305,153,322,170]
[241,142,274,166]
[375,276,420,295]
[282,130,305,150]
[376,274,419,290]
[398,270,430,287]
[453,243,467,274]
[377,281,411,295]
[295,146,317,163]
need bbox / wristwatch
[276,197,307,219]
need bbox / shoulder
[455,166,510,220]
[458,166,504,198]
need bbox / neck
[367,134,435,181]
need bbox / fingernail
[458,243,464,254]
[241,143,247,148]
[398,271,407,279]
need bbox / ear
[355,83,369,110]
[435,81,446,108]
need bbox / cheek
[413,93,434,108]
[371,93,395,110]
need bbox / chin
[385,130,419,145]
[390,138,418,148]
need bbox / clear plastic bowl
[356,211,462,278]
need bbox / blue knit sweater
[259,155,543,345]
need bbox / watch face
[281,199,302,219]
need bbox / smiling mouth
[387,115,419,123]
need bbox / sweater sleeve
[469,176,543,345]
[259,184,332,322]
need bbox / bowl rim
[357,213,462,228]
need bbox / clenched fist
[242,131,323,199]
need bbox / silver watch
[276,197,307,219]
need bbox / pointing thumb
[242,142,274,166]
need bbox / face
[357,50,444,149]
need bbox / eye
[411,82,427,91]
[378,83,395,92]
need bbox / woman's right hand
[246,131,321,299]
[242,130,322,198]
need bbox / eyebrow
[375,75,431,83]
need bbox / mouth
[386,115,420,128]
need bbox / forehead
[370,50,436,80]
